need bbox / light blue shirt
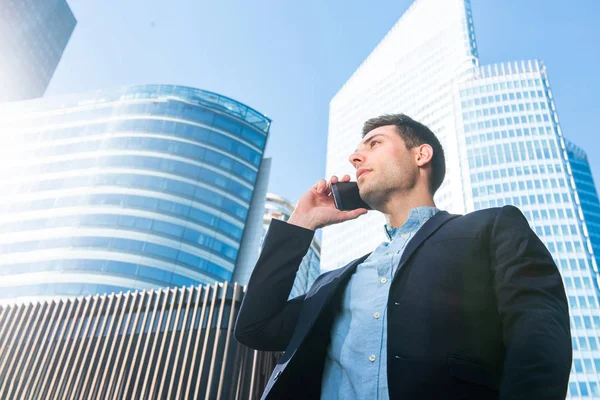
[320,206,440,400]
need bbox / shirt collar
[384,206,440,240]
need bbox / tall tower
[325,0,478,271]
[0,84,270,303]
[324,0,600,397]
[0,0,77,102]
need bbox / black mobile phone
[331,181,372,211]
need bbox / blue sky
[48,0,600,204]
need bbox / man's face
[348,125,419,209]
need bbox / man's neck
[383,189,436,229]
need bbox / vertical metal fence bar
[248,349,259,399]
[106,291,140,400]
[87,293,122,397]
[28,299,67,398]
[166,286,193,399]
[216,282,241,399]
[204,281,229,399]
[1,302,47,399]
[54,296,92,400]
[156,286,186,399]
[0,302,36,395]
[177,286,205,400]
[37,298,77,397]
[79,293,116,398]
[132,289,166,398]
[184,284,211,400]
[122,290,158,399]
[234,345,250,400]
[95,291,131,400]
[15,301,58,398]
[0,305,17,352]
[45,298,85,399]
[148,287,177,399]
[139,287,170,399]
[0,302,31,382]
[63,294,102,400]
[193,283,219,399]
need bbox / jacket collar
[393,210,459,279]
[333,210,459,282]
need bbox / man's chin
[358,187,376,206]
[359,185,388,210]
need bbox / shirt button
[369,355,376,362]
[374,312,380,319]
[401,234,408,238]
[380,277,387,284]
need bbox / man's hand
[288,174,369,231]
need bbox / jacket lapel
[282,252,371,358]
[261,253,371,399]
[393,211,460,281]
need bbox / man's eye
[370,141,380,147]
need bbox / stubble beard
[359,168,415,211]
[359,175,394,210]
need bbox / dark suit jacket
[235,206,572,399]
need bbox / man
[235,114,572,399]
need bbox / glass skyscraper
[232,158,272,286]
[0,84,270,303]
[567,140,600,274]
[324,0,600,397]
[0,0,77,102]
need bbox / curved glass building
[0,84,270,302]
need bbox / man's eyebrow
[354,133,386,153]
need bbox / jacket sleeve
[491,205,572,399]
[234,218,316,352]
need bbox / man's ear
[415,144,434,167]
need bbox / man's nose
[349,150,364,167]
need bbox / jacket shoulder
[453,205,525,224]
[439,206,529,242]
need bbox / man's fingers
[314,179,327,193]
[325,175,338,195]
[314,175,351,196]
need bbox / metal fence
[0,282,277,399]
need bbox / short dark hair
[362,113,446,194]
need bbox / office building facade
[232,158,272,286]
[0,282,278,399]
[324,0,477,269]
[0,0,77,102]
[0,84,270,303]
[567,140,600,274]
[324,0,600,397]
